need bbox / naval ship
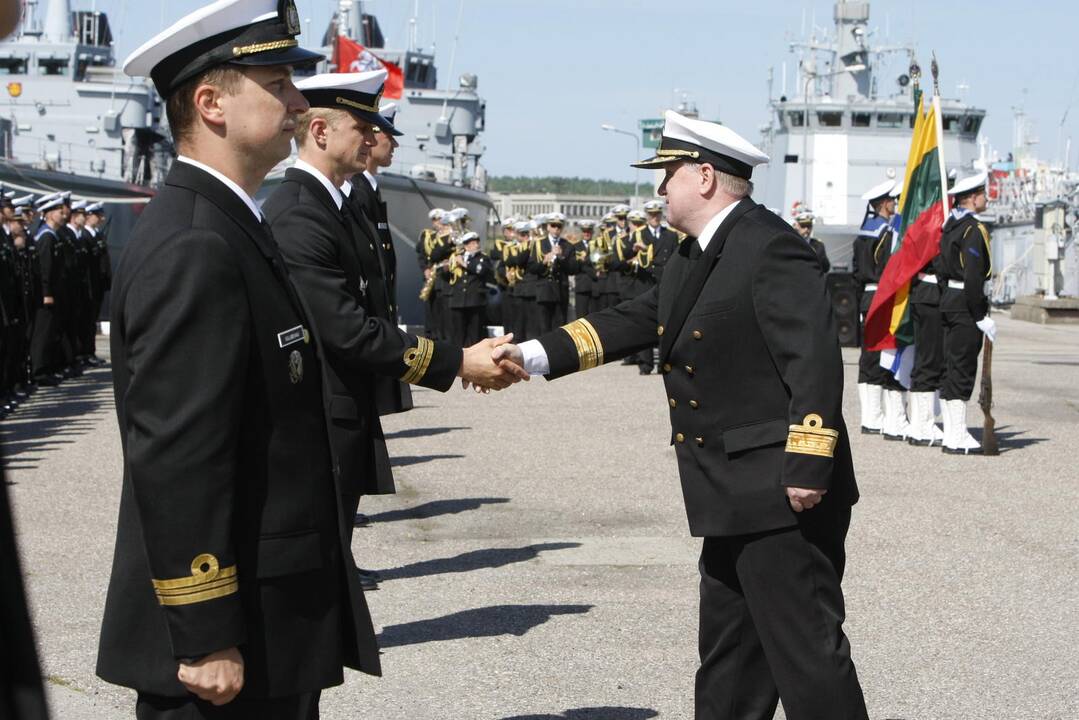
[750,0,1078,310]
[1,0,494,325]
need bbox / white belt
[916,273,938,283]
[947,279,965,290]
[863,283,878,292]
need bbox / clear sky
[109,0,1079,182]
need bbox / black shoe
[907,437,934,447]
[638,366,653,375]
[860,426,881,435]
[62,366,77,379]
[353,512,371,527]
[357,567,382,582]
[88,356,106,367]
[35,374,62,387]
[942,445,983,455]
[356,570,379,591]
[621,357,636,366]
[882,433,906,442]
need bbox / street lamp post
[800,63,866,213]
[601,123,641,206]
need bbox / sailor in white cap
[571,218,599,319]
[27,193,66,387]
[99,1,388,715]
[348,97,405,337]
[937,170,994,454]
[524,210,578,335]
[791,205,831,273]
[443,230,493,346]
[61,200,100,367]
[852,178,907,438]
[493,109,867,719]
[416,207,451,338]
[80,201,112,368]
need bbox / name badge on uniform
[277,325,308,349]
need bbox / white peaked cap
[611,204,630,215]
[948,171,988,196]
[861,179,896,202]
[12,194,34,209]
[86,202,105,213]
[295,70,397,134]
[643,199,664,212]
[514,221,530,232]
[633,110,769,178]
[578,219,596,229]
[429,207,446,220]
[459,231,480,243]
[627,210,646,222]
[448,207,470,221]
[547,212,566,223]
[122,0,319,97]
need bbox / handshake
[457,334,529,392]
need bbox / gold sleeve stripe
[401,337,435,384]
[785,414,839,458]
[560,318,604,371]
[151,554,238,607]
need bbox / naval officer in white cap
[494,110,868,719]
[95,1,387,717]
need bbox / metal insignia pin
[288,349,303,384]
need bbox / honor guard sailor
[852,179,909,438]
[496,110,868,720]
[938,171,995,454]
[97,1,376,716]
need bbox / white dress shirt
[363,170,378,192]
[176,155,263,221]
[518,200,742,376]
[292,158,343,211]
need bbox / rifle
[978,335,998,455]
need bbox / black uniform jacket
[349,176,397,307]
[344,181,415,416]
[446,251,493,308]
[939,211,991,319]
[851,217,894,314]
[527,237,579,304]
[808,237,831,274]
[97,162,380,698]
[537,200,858,536]
[570,238,594,295]
[264,168,461,495]
[33,226,62,299]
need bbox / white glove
[976,316,997,343]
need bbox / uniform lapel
[659,198,755,362]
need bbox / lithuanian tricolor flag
[864,90,950,373]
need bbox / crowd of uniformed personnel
[415,200,684,374]
[0,188,111,418]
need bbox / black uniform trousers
[136,691,319,720]
[857,290,899,388]
[531,301,564,338]
[453,306,484,347]
[940,307,981,401]
[574,291,593,320]
[910,299,943,393]
[696,505,867,720]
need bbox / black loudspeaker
[826,272,861,347]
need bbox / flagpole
[930,56,949,221]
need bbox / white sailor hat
[547,212,566,225]
[514,221,530,233]
[578,219,596,230]
[35,193,64,213]
[458,231,480,245]
[71,200,88,212]
[375,100,404,137]
[643,199,664,213]
[123,0,321,98]
[86,202,105,214]
[632,110,769,179]
[627,209,646,223]
[295,71,396,134]
[861,179,896,203]
[611,204,630,216]
[12,194,34,210]
[947,171,988,197]
[429,207,446,220]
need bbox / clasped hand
[458,334,529,392]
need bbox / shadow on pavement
[500,708,659,720]
[390,453,465,468]
[0,369,112,471]
[379,603,593,649]
[378,542,580,581]
[366,497,509,523]
[384,426,470,440]
[972,424,1047,453]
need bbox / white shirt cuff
[518,339,550,376]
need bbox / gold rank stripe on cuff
[401,337,435,384]
[785,414,839,458]
[152,554,238,607]
[560,319,604,371]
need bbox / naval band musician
[495,110,868,720]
